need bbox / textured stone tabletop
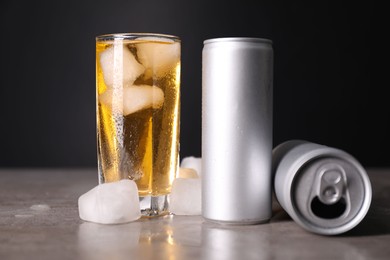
[0,168,389,260]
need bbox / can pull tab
[309,165,350,219]
[318,169,345,205]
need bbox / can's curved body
[273,140,372,235]
[202,38,273,224]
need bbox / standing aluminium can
[202,38,273,224]
[272,140,372,235]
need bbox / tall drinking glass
[96,33,180,216]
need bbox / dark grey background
[0,0,387,168]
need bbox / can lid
[204,37,272,45]
[292,155,372,235]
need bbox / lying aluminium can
[273,140,372,235]
[202,37,273,224]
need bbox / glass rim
[96,33,180,42]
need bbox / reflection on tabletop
[77,213,383,260]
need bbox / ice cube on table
[78,179,141,224]
[177,167,198,179]
[180,156,202,177]
[170,173,201,215]
[99,45,144,88]
[136,41,180,77]
[99,85,164,115]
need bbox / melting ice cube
[180,156,202,177]
[78,179,141,224]
[99,85,164,116]
[136,41,180,77]
[177,167,198,179]
[170,168,201,215]
[99,45,144,88]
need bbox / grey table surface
[0,168,389,260]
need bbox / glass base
[139,195,169,217]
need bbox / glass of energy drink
[95,33,181,217]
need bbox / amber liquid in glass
[96,38,180,198]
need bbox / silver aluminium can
[272,140,372,235]
[202,38,273,224]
